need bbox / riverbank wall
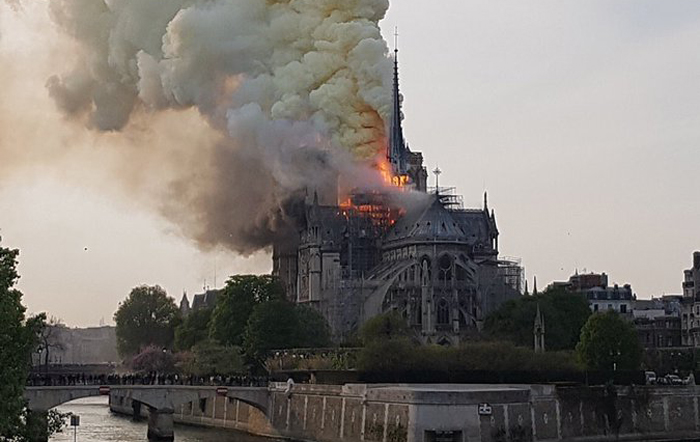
[110,383,700,442]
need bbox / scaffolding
[498,256,525,294]
[427,186,464,209]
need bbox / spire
[388,33,407,177]
[484,191,489,212]
[533,276,538,295]
[534,303,545,353]
[180,291,191,317]
[524,279,529,296]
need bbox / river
[51,397,275,442]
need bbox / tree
[209,275,285,346]
[295,305,332,348]
[356,311,418,373]
[129,345,179,373]
[114,285,180,357]
[178,340,244,376]
[0,239,67,441]
[174,308,213,351]
[243,300,300,363]
[32,315,66,369]
[359,311,414,345]
[0,241,32,439]
[483,287,591,351]
[576,310,642,371]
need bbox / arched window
[439,255,453,282]
[437,298,450,325]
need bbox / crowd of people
[26,373,269,387]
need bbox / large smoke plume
[10,0,394,254]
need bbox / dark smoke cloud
[2,0,395,254]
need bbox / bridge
[24,384,270,441]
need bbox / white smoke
[34,0,394,253]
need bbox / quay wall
[110,383,700,442]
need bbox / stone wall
[111,383,700,442]
[109,394,279,438]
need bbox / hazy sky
[1,1,699,327]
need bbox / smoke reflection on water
[51,397,272,442]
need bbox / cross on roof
[433,166,442,194]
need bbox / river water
[51,398,274,442]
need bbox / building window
[593,304,598,312]
[437,299,450,325]
[439,255,453,282]
[608,304,613,310]
[620,304,627,313]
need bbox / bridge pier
[147,408,174,441]
[132,400,142,420]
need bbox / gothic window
[439,255,453,282]
[437,298,450,325]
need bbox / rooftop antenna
[433,166,442,195]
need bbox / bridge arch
[109,386,269,416]
[26,385,270,418]
[25,386,108,411]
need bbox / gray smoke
[35,0,394,254]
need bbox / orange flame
[377,157,410,188]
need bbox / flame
[338,191,403,229]
[377,157,410,188]
[335,154,410,231]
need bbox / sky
[1,1,699,327]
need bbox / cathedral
[272,50,522,345]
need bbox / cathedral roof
[385,195,470,245]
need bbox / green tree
[209,275,284,346]
[179,340,244,376]
[484,287,591,350]
[114,285,180,357]
[243,300,299,362]
[576,310,642,371]
[0,239,67,441]
[0,241,32,439]
[174,308,213,351]
[295,305,332,348]
[359,311,414,345]
[356,311,417,372]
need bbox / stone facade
[32,326,118,365]
[272,54,520,344]
[682,252,700,346]
[551,272,635,316]
[634,296,682,349]
[108,383,700,442]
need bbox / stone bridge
[24,385,270,441]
